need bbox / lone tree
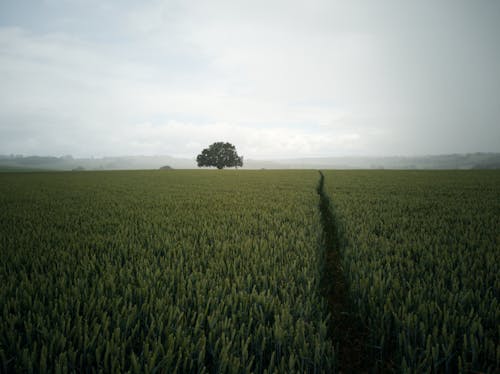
[197,142,243,169]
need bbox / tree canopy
[196,142,243,169]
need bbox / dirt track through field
[317,171,371,373]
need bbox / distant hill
[268,153,500,170]
[0,155,195,171]
[0,153,499,171]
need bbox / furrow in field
[317,171,370,373]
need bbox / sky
[0,0,499,159]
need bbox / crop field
[322,170,500,372]
[0,170,333,373]
[0,169,499,373]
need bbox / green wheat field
[0,170,499,373]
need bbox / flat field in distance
[0,170,333,373]
[322,170,500,373]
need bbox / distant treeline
[0,152,499,171]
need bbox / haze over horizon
[1,0,499,159]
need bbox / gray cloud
[0,0,499,158]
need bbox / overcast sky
[1,0,499,159]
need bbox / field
[0,169,499,373]
[0,170,333,373]
[322,170,500,372]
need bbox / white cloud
[0,24,359,157]
[1,0,499,158]
[103,121,365,159]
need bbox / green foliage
[196,142,243,169]
[322,170,500,373]
[0,170,333,373]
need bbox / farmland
[0,169,499,373]
[322,170,500,372]
[0,170,333,372]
